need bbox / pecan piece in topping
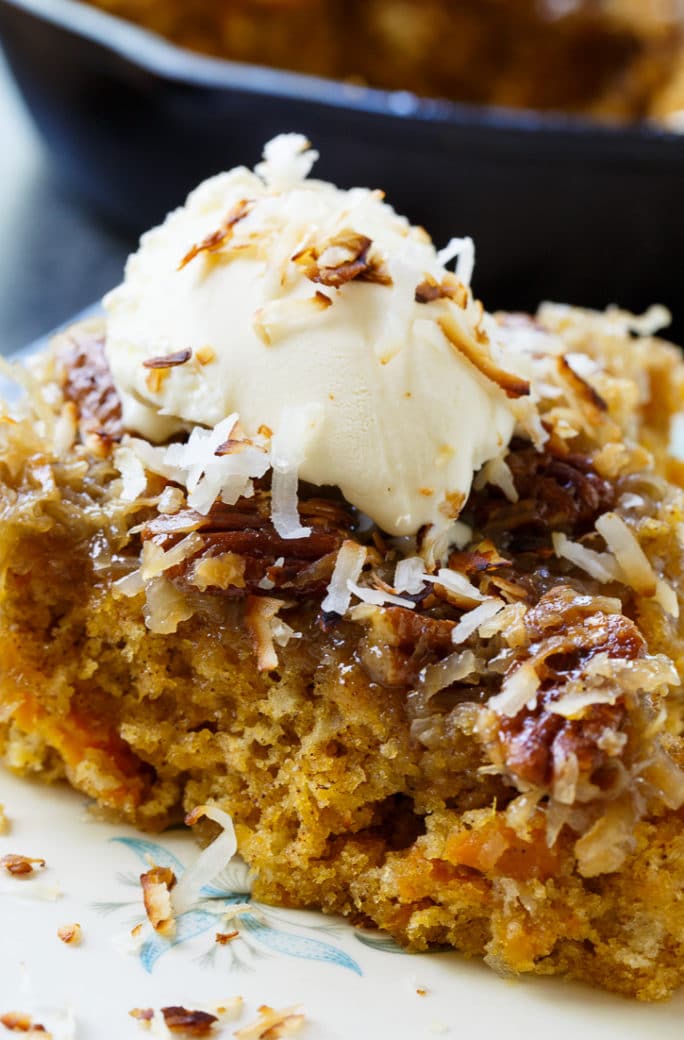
[471,445,615,543]
[357,606,456,688]
[142,494,353,598]
[294,231,392,289]
[487,586,645,791]
[54,329,123,447]
[1,853,45,877]
[415,274,467,307]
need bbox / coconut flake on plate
[171,805,238,918]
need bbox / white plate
[2,321,684,1037]
[2,770,684,1039]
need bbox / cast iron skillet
[0,0,683,333]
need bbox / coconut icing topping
[105,134,527,536]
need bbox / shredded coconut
[451,598,506,645]
[171,805,238,917]
[321,541,367,615]
[488,660,541,717]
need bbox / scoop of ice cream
[105,134,526,536]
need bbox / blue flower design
[102,836,363,976]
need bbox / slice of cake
[2,135,684,1000]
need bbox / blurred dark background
[0,51,131,353]
[1,0,683,354]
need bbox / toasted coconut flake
[245,596,291,671]
[234,1005,305,1040]
[414,274,467,307]
[129,1008,154,1024]
[655,578,679,618]
[586,652,679,692]
[474,456,518,502]
[196,345,216,365]
[143,349,193,370]
[438,312,530,399]
[213,997,244,1022]
[215,930,240,945]
[160,1008,218,1036]
[640,746,684,810]
[0,804,8,834]
[140,866,176,937]
[552,749,580,805]
[253,293,332,345]
[346,580,416,610]
[179,199,253,270]
[574,798,637,877]
[552,531,621,584]
[595,512,657,596]
[479,602,528,643]
[1,854,45,877]
[419,649,477,698]
[57,923,82,946]
[164,414,269,516]
[114,443,149,502]
[0,1012,50,1036]
[393,556,428,595]
[422,568,486,606]
[140,532,204,581]
[295,231,391,289]
[190,553,246,592]
[451,598,505,645]
[171,805,238,917]
[321,540,367,616]
[558,355,607,414]
[487,661,541,717]
[130,1007,218,1037]
[143,576,194,634]
[157,486,185,515]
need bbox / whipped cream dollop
[105,135,526,536]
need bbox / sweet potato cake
[2,137,684,1000]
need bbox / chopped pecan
[357,606,456,688]
[130,1008,218,1036]
[54,329,123,445]
[160,1008,218,1036]
[57,923,82,945]
[491,586,645,790]
[140,865,176,936]
[415,273,467,307]
[470,444,615,544]
[1,854,45,877]
[0,1012,48,1034]
[142,493,353,598]
[294,231,391,289]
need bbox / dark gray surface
[0,50,134,354]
